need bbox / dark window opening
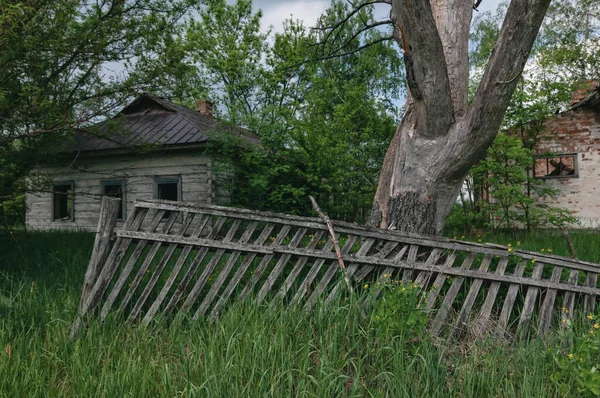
[53,182,73,221]
[154,177,181,202]
[534,154,578,179]
[101,180,125,220]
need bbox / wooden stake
[79,197,120,310]
[309,196,352,292]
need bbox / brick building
[531,80,600,228]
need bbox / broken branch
[309,196,353,292]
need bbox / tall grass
[1,230,597,396]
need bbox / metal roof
[71,94,259,152]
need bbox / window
[52,182,74,221]
[101,179,126,220]
[534,154,578,179]
[154,177,181,201]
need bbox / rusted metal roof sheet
[71,94,259,152]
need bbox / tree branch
[391,0,454,137]
[291,36,394,69]
[465,0,552,162]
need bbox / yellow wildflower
[508,243,512,247]
[567,353,574,359]
[547,248,552,253]
[477,239,482,242]
[453,236,457,239]
[508,248,514,253]
[562,307,568,312]
[590,330,595,335]
[461,235,465,239]
[540,248,545,253]
[594,323,599,329]
[401,287,406,292]
[587,314,594,320]
[363,284,369,289]
[562,319,567,324]
[517,241,521,245]
[531,258,536,264]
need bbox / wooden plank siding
[26,151,232,231]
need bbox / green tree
[0,0,192,230]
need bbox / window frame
[153,176,182,202]
[52,181,75,222]
[533,153,579,179]
[100,179,127,220]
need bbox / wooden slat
[413,248,444,287]
[538,265,563,335]
[181,219,242,315]
[289,238,336,306]
[140,214,211,325]
[429,253,476,336]
[561,269,580,327]
[305,236,358,310]
[209,223,275,321]
[516,262,545,340]
[274,231,325,303]
[255,228,308,304]
[162,217,226,316]
[476,257,509,331]
[324,238,376,305]
[341,241,404,297]
[116,211,179,315]
[496,262,527,336]
[236,225,292,301]
[193,222,259,319]
[425,252,458,310]
[402,245,420,282]
[451,255,493,339]
[127,212,196,323]
[100,209,168,319]
[584,272,598,317]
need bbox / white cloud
[259,0,329,33]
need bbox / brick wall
[532,108,600,227]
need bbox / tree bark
[370,0,551,235]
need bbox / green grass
[1,230,598,396]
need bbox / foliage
[0,0,193,230]
[370,278,426,338]
[448,133,577,232]
[184,0,402,222]
[548,314,600,397]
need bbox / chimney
[571,79,598,106]
[195,99,213,118]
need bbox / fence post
[79,196,121,311]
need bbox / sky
[243,0,505,33]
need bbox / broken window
[154,177,181,201]
[101,179,126,220]
[534,154,578,178]
[53,182,74,221]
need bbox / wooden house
[530,80,600,227]
[26,94,259,231]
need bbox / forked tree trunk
[369,0,552,235]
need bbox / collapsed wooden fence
[72,197,600,340]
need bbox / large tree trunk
[370,0,551,235]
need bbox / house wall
[533,108,600,228]
[26,150,215,232]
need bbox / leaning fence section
[72,198,600,340]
